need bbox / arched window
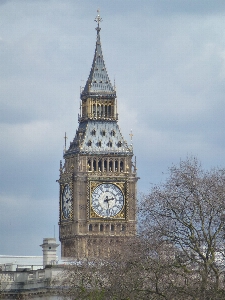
[89,224,93,231]
[108,105,111,117]
[115,160,118,171]
[87,159,91,171]
[118,141,122,147]
[120,161,124,172]
[111,225,114,231]
[97,104,100,116]
[109,161,112,172]
[104,160,107,172]
[100,224,103,232]
[98,160,102,172]
[92,129,96,136]
[93,160,97,171]
[87,140,92,147]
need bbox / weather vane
[95,9,102,29]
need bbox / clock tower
[58,12,138,259]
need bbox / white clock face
[62,184,72,219]
[91,183,124,218]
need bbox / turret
[40,238,59,268]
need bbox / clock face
[91,183,124,218]
[62,184,72,219]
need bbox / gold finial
[95,9,102,30]
[64,132,68,150]
[129,129,133,144]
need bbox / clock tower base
[61,235,134,259]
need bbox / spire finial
[129,129,133,145]
[64,132,68,151]
[95,9,102,32]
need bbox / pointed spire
[82,10,116,97]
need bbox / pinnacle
[82,12,115,97]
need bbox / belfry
[58,11,138,258]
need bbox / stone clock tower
[58,12,138,259]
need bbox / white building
[0,238,62,299]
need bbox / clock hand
[107,197,114,201]
[104,196,109,203]
[108,201,109,216]
[104,196,114,202]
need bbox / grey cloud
[1,0,225,256]
[149,0,225,15]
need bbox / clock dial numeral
[91,183,124,218]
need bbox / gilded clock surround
[88,181,126,220]
[58,12,138,259]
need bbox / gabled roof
[82,13,115,97]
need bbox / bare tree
[58,158,225,300]
[56,258,107,300]
[140,157,225,299]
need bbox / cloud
[149,0,225,15]
[0,0,225,257]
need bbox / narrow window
[87,159,91,171]
[120,161,124,172]
[111,225,114,231]
[115,160,118,171]
[100,224,103,232]
[108,105,111,117]
[89,224,93,231]
[97,105,100,116]
[98,160,102,172]
[93,160,97,171]
[104,160,107,172]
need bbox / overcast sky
[1,0,225,256]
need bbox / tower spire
[82,10,115,97]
